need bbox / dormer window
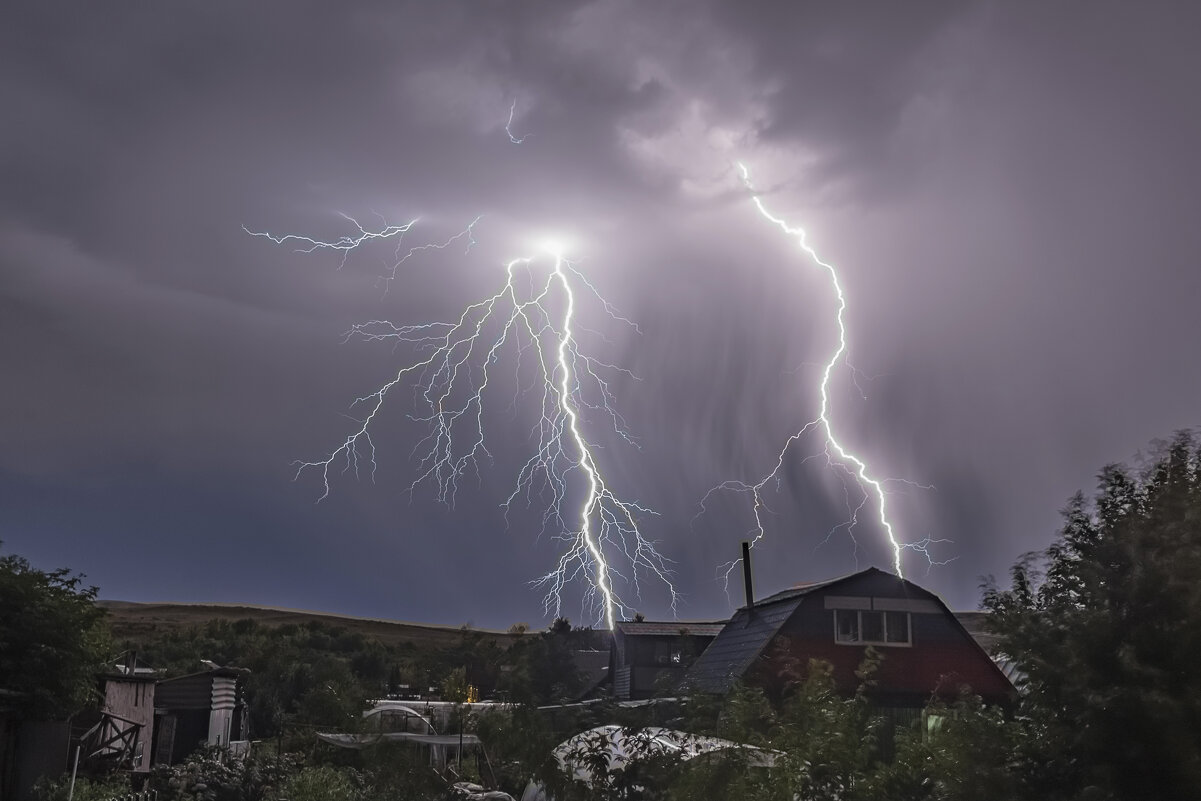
[834,609,911,646]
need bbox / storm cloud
[3,1,1199,626]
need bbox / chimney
[741,541,754,611]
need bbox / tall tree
[0,545,110,718]
[984,431,1201,800]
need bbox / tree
[983,431,1201,800]
[496,622,583,705]
[0,544,110,718]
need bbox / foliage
[477,703,589,794]
[494,619,588,705]
[35,773,132,801]
[0,543,110,718]
[125,618,516,737]
[870,694,1023,801]
[484,652,1021,801]
[758,658,884,800]
[440,666,472,703]
[30,436,1201,800]
[343,741,454,801]
[149,744,461,801]
[119,611,602,757]
[983,430,1201,800]
[665,654,897,801]
[268,765,366,801]
[152,747,303,801]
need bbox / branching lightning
[702,163,939,581]
[249,218,676,628]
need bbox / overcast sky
[3,1,1199,629]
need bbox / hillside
[97,600,518,651]
[98,600,997,658]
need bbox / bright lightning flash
[703,164,934,580]
[250,219,676,629]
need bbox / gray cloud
[2,0,1198,625]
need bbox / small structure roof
[614,621,726,637]
[97,671,157,684]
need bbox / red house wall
[755,572,1013,705]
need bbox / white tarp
[520,725,776,801]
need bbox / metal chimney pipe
[741,541,754,610]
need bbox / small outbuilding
[610,621,725,701]
[152,666,249,764]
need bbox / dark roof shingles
[615,621,726,637]
[684,598,803,695]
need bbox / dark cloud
[2,0,1198,626]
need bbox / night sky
[3,1,1199,629]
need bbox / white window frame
[832,609,912,647]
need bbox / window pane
[835,610,859,642]
[885,611,910,643]
[862,611,885,642]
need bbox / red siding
[755,572,1013,703]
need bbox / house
[684,567,1015,709]
[152,666,249,764]
[611,620,725,701]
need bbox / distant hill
[97,601,997,659]
[97,600,518,651]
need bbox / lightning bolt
[250,218,675,628]
[702,163,932,581]
[244,214,479,296]
[505,99,528,144]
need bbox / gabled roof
[685,567,1016,700]
[750,569,870,607]
[683,597,804,695]
[614,621,727,637]
[157,665,248,684]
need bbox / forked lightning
[249,219,676,628]
[703,164,934,579]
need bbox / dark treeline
[123,615,607,739]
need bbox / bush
[269,766,365,801]
[152,747,302,801]
[35,773,132,801]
